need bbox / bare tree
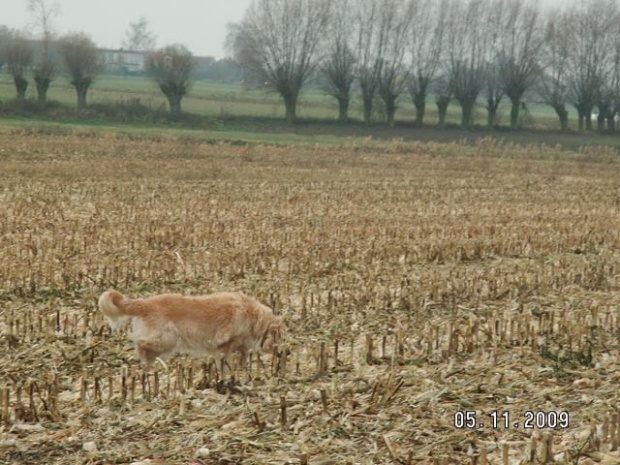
[484,60,504,128]
[538,8,571,132]
[607,20,620,133]
[28,0,59,107]
[28,0,58,56]
[59,33,101,111]
[495,0,543,128]
[33,60,55,107]
[446,0,487,127]
[146,45,194,119]
[124,17,156,51]
[594,58,617,133]
[0,25,10,43]
[567,0,617,132]
[353,0,386,125]
[376,0,414,126]
[4,35,33,103]
[408,0,447,125]
[321,0,356,122]
[0,27,12,73]
[592,6,620,132]
[482,2,505,128]
[433,71,453,126]
[231,0,330,123]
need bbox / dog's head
[260,319,286,352]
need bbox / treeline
[230,0,620,132]
[0,2,240,121]
[0,27,205,119]
[2,0,619,132]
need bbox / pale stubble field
[1,130,620,464]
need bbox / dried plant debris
[1,132,620,464]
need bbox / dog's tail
[99,290,133,330]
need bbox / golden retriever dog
[98,290,286,367]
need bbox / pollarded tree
[4,35,33,103]
[353,0,387,125]
[0,27,13,71]
[538,8,571,132]
[433,72,453,126]
[482,3,505,128]
[376,0,414,126]
[484,59,504,128]
[231,0,331,123]
[59,33,101,111]
[567,0,617,132]
[497,0,544,128]
[408,0,448,125]
[321,0,356,122]
[594,44,618,133]
[607,20,620,133]
[590,4,620,132]
[34,61,56,107]
[445,0,488,128]
[28,0,60,107]
[146,44,194,119]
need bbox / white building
[100,48,147,74]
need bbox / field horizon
[2,73,620,151]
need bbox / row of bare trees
[1,33,194,117]
[0,0,57,107]
[1,2,194,119]
[230,0,620,132]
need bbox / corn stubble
[1,131,620,463]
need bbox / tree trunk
[436,97,450,126]
[596,103,610,133]
[577,110,585,133]
[337,96,349,122]
[14,75,28,104]
[165,92,182,119]
[607,115,616,133]
[283,93,298,124]
[35,76,51,108]
[510,98,520,128]
[597,112,606,133]
[413,91,426,125]
[487,106,497,128]
[384,96,397,126]
[486,97,501,129]
[557,107,568,133]
[584,109,593,131]
[460,100,474,128]
[72,77,92,112]
[77,88,88,111]
[362,95,373,125]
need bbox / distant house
[100,48,147,74]
[0,37,240,81]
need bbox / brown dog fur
[98,290,286,367]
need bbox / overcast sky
[0,0,253,58]
[1,0,568,59]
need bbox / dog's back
[136,292,273,354]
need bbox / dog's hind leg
[136,342,160,368]
[216,339,235,356]
[135,329,177,369]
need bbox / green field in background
[0,73,571,130]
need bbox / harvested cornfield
[1,130,620,464]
